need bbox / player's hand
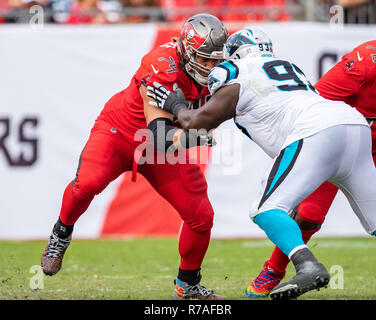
[147,82,187,117]
[180,130,217,148]
[200,131,217,147]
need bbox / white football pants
[251,124,376,235]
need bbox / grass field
[1,237,376,300]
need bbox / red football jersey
[98,41,210,142]
[315,40,376,119]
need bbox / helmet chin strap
[185,52,223,86]
[185,62,208,86]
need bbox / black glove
[180,129,217,148]
[147,81,187,117]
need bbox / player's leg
[247,181,339,298]
[138,160,224,300]
[272,182,338,268]
[41,120,132,276]
[331,125,376,237]
[249,126,352,299]
[249,126,376,297]
[58,123,132,225]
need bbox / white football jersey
[208,56,368,158]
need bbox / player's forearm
[147,118,213,152]
[177,85,240,131]
[177,108,218,131]
[147,117,179,152]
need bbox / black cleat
[269,260,330,300]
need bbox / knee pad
[178,165,208,194]
[291,204,324,230]
[71,172,105,200]
[184,197,214,233]
[176,165,212,232]
[297,201,327,225]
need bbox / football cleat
[269,260,330,300]
[41,231,71,276]
[173,278,226,300]
[245,260,286,298]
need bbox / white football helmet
[224,28,274,60]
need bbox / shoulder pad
[208,60,239,95]
[140,51,180,89]
[146,55,179,76]
[142,44,180,75]
[159,41,178,50]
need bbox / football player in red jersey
[41,13,229,300]
[247,40,376,298]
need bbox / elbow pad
[147,117,216,152]
[147,117,178,152]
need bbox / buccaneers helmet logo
[182,23,206,50]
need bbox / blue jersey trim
[217,60,239,83]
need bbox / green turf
[1,237,375,300]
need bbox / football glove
[147,82,187,117]
[181,129,217,148]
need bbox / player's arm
[140,84,174,124]
[139,85,183,151]
[177,84,239,130]
[147,81,239,131]
[140,85,214,151]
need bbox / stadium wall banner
[0,23,375,240]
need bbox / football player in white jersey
[146,28,376,300]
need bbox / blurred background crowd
[0,0,374,24]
